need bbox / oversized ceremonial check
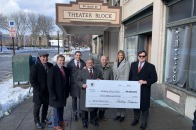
[86,80,140,108]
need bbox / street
[0,49,59,82]
[0,49,91,82]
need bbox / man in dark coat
[47,54,70,130]
[95,56,113,120]
[30,52,53,129]
[129,50,157,130]
[77,58,103,129]
[193,110,196,130]
[67,51,86,121]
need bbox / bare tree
[38,14,55,47]
[71,34,81,47]
[10,11,27,47]
[0,13,8,30]
[27,12,41,46]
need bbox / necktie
[138,62,142,73]
[44,64,48,71]
[89,69,93,78]
[60,67,65,76]
[77,61,79,69]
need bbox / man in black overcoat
[129,50,157,130]
[30,52,53,129]
[67,51,86,121]
[77,58,103,129]
[47,54,70,130]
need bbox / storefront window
[189,24,196,90]
[125,36,138,64]
[165,26,190,87]
[194,0,196,16]
[138,15,152,32]
[168,0,192,23]
[125,21,138,35]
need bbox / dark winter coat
[30,59,53,104]
[67,59,86,97]
[47,65,70,107]
[129,61,157,110]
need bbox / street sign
[9,20,15,27]
[9,27,16,37]
[9,33,16,37]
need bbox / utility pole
[12,37,15,55]
[57,30,60,54]
[0,31,2,52]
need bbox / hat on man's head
[38,52,49,57]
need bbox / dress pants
[72,97,80,115]
[33,103,48,123]
[53,107,64,126]
[133,109,149,124]
[116,108,126,117]
[81,109,97,123]
[193,110,196,130]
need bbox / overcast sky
[0,0,74,18]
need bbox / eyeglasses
[138,55,146,58]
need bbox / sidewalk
[0,96,192,130]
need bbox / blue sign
[10,22,14,26]
[9,20,15,27]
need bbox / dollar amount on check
[86,80,140,108]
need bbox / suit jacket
[113,59,130,80]
[47,65,70,107]
[67,59,86,97]
[77,67,103,111]
[30,59,53,104]
[129,61,157,110]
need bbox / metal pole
[58,33,59,54]
[12,37,15,55]
[0,32,2,52]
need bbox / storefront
[120,0,195,120]
[161,0,196,119]
[123,5,153,64]
[56,0,121,61]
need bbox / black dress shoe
[118,117,125,122]
[35,122,43,129]
[73,115,78,121]
[140,123,147,130]
[90,121,99,126]
[83,122,88,129]
[131,120,139,126]
[79,113,82,118]
[113,116,121,121]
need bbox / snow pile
[0,46,12,54]
[0,79,32,118]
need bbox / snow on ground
[0,78,32,118]
[51,48,90,62]
[0,47,90,119]
[50,52,72,63]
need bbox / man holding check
[77,58,103,129]
[129,50,157,130]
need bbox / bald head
[100,56,108,66]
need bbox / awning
[56,0,121,34]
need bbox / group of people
[30,50,157,130]
[30,53,70,130]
